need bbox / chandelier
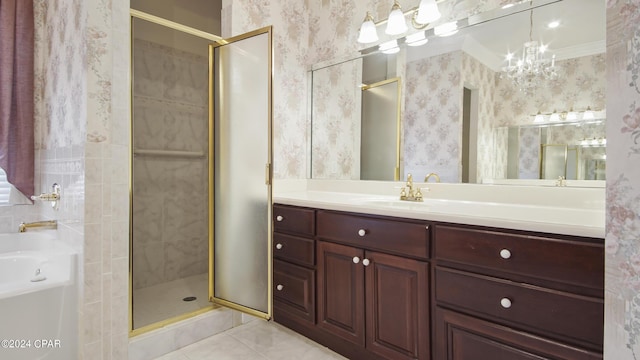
[501,3,558,94]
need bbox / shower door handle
[265,163,271,185]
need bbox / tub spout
[18,220,57,233]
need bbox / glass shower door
[210,27,272,317]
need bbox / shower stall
[130,4,272,334]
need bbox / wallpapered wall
[131,39,209,290]
[311,59,363,179]
[605,0,640,358]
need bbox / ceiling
[405,0,605,70]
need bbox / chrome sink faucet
[18,220,57,233]
[400,174,423,202]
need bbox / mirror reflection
[310,0,605,184]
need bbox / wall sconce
[357,0,442,44]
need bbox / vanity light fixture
[549,111,561,122]
[357,12,379,44]
[534,111,545,123]
[386,0,409,35]
[356,0,442,44]
[406,31,428,46]
[583,106,595,119]
[380,39,400,54]
[434,21,458,36]
[566,108,578,120]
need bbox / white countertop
[273,180,605,238]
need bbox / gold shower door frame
[128,10,273,336]
[360,77,402,181]
[209,27,273,320]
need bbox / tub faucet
[18,220,57,233]
[424,173,440,183]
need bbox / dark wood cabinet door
[365,251,429,360]
[317,241,365,346]
[434,308,602,360]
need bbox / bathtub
[0,232,77,360]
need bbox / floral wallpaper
[517,127,541,179]
[311,59,362,179]
[605,0,640,358]
[404,52,463,182]
[461,52,497,182]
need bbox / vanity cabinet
[272,205,316,327]
[432,224,604,359]
[317,241,429,360]
[315,210,431,360]
[271,204,604,360]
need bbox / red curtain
[0,0,34,197]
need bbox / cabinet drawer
[273,260,315,324]
[273,205,315,236]
[273,233,315,267]
[434,225,604,290]
[317,210,429,260]
[435,266,603,349]
[435,308,602,360]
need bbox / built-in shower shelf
[133,149,206,159]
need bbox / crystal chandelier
[501,3,558,94]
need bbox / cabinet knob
[362,258,371,266]
[500,297,512,309]
[353,256,360,264]
[500,249,512,259]
[276,284,284,291]
[276,215,284,222]
[358,229,366,237]
[275,243,283,250]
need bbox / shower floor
[133,272,212,328]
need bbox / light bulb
[379,39,400,54]
[386,1,408,35]
[434,21,458,37]
[406,31,428,47]
[357,12,379,44]
[415,0,441,24]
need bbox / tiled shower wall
[132,39,209,290]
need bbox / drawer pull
[276,284,284,291]
[500,249,512,259]
[362,258,371,266]
[358,229,366,237]
[353,256,360,264]
[500,297,512,309]
[276,215,284,222]
[275,243,283,250]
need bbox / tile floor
[153,319,347,360]
[133,273,211,328]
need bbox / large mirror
[310,0,605,184]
